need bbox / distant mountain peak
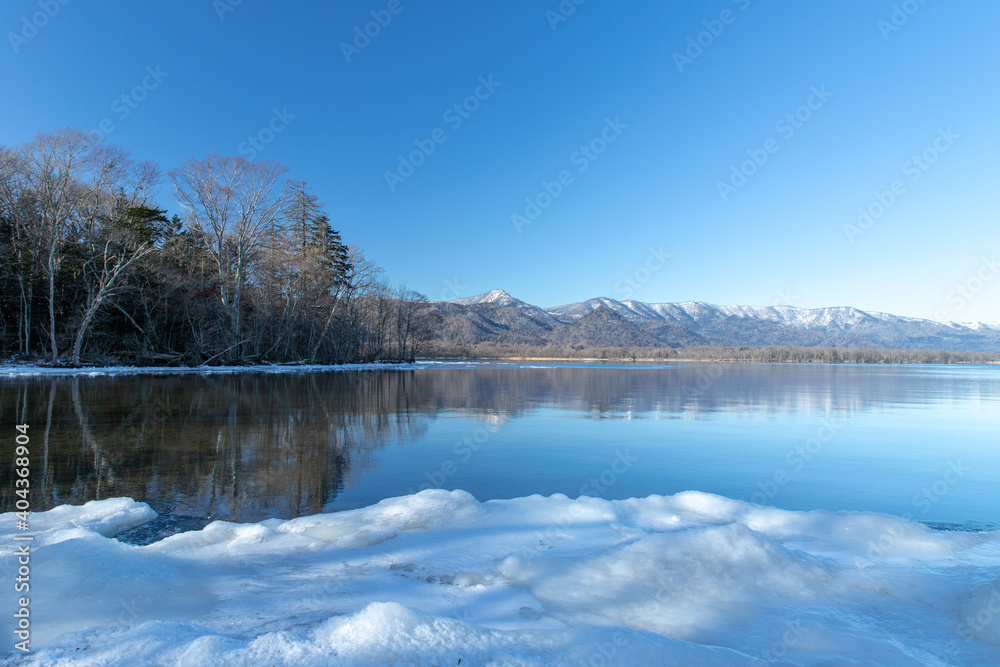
[451,289,522,307]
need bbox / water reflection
[1,372,432,523]
[1,363,996,524]
[415,363,998,418]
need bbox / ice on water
[2,490,999,665]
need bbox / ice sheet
[2,490,999,665]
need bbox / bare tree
[6,129,159,363]
[336,246,389,362]
[67,155,161,365]
[0,146,39,355]
[170,155,289,360]
[14,129,110,361]
[392,285,430,361]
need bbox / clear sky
[4,1,999,322]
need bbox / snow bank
[0,361,436,377]
[3,491,999,665]
[0,360,657,378]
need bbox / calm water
[2,363,998,536]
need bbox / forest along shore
[419,343,1000,364]
[1,130,437,368]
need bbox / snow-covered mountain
[429,291,1000,352]
[452,289,526,308]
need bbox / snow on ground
[2,491,1000,666]
[0,361,441,377]
[0,360,654,378]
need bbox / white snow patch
[3,490,999,665]
[0,361,431,377]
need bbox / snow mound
[3,491,999,665]
[0,497,156,544]
[23,603,755,666]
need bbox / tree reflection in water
[1,363,985,525]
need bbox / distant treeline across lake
[421,342,1000,364]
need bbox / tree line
[423,342,1000,365]
[0,128,436,366]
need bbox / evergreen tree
[309,212,352,291]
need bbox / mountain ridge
[426,290,1000,353]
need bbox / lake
[2,362,998,536]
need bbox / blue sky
[4,1,999,322]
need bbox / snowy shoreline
[0,360,650,377]
[0,361,434,377]
[2,490,999,665]
[0,359,680,377]
[2,359,997,378]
